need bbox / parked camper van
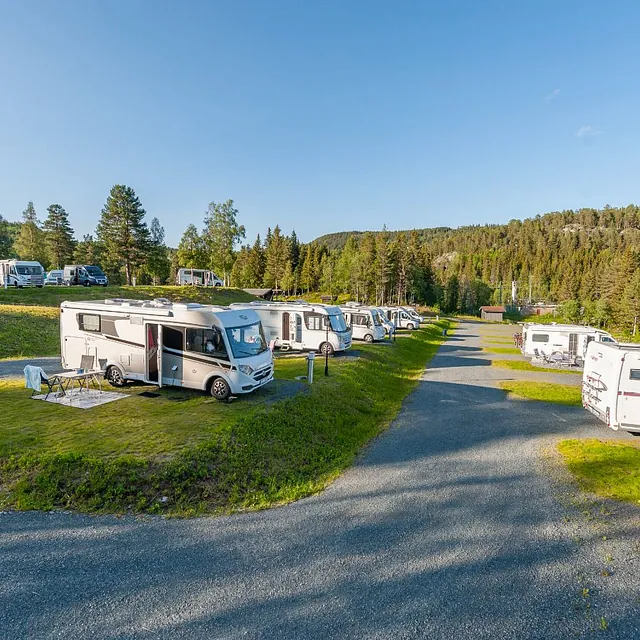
[582,341,640,436]
[339,304,386,343]
[0,260,45,287]
[380,306,419,330]
[401,306,425,324]
[60,298,274,401]
[230,301,351,355]
[521,323,615,362]
[64,265,109,287]
[45,269,64,285]
[373,307,396,336]
[176,268,223,287]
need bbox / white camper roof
[524,323,608,334]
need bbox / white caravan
[380,306,420,330]
[176,268,223,287]
[339,305,386,343]
[60,298,274,401]
[582,341,640,436]
[521,323,615,362]
[230,301,351,355]
[0,260,45,287]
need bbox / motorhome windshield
[327,314,348,333]
[16,265,42,275]
[84,266,105,277]
[225,322,268,358]
[371,311,382,326]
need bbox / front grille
[254,366,272,381]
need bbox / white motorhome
[176,268,223,287]
[401,306,425,324]
[380,306,420,330]
[373,307,396,336]
[339,305,386,343]
[582,341,640,436]
[0,260,45,287]
[230,301,351,355]
[521,323,616,362]
[60,298,274,401]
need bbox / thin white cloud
[545,88,560,102]
[576,125,603,138]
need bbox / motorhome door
[568,333,578,356]
[620,356,640,429]
[288,312,303,348]
[145,323,161,385]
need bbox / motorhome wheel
[83,281,91,287]
[319,342,334,356]
[407,322,415,330]
[209,377,231,401]
[106,365,125,387]
[364,333,374,343]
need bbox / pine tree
[145,218,170,284]
[0,214,13,258]
[43,204,75,269]
[246,234,265,286]
[619,269,640,333]
[300,244,315,293]
[14,201,46,263]
[263,225,289,289]
[96,185,150,285]
[74,234,102,265]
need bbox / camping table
[55,371,103,397]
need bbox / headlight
[238,365,254,375]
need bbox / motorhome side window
[78,313,101,332]
[629,370,640,381]
[532,334,549,342]
[186,327,228,359]
[305,313,323,331]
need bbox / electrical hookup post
[307,351,315,384]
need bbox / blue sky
[1,0,639,246]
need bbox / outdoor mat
[32,389,128,409]
[138,391,161,398]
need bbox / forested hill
[314,227,454,250]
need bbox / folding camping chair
[24,365,64,400]
[79,354,95,372]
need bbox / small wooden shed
[480,305,506,321]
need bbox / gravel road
[0,357,63,379]
[1,321,639,639]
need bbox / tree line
[3,193,640,331]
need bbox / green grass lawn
[0,305,60,359]
[557,439,640,504]
[499,381,582,406]
[483,346,522,355]
[0,322,450,515]
[492,359,582,375]
[0,285,256,308]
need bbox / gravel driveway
[0,357,63,379]
[1,321,639,639]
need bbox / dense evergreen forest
[2,197,640,332]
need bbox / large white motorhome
[176,268,223,287]
[60,298,274,401]
[401,306,425,324]
[372,307,396,336]
[582,341,640,436]
[339,304,386,343]
[0,260,45,287]
[521,323,616,362]
[380,306,420,330]
[230,301,351,355]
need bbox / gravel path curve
[1,322,639,639]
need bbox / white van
[582,341,640,436]
[339,305,386,343]
[60,298,274,401]
[380,306,419,330]
[176,268,223,287]
[230,301,351,355]
[0,260,45,287]
[522,323,615,362]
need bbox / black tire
[407,323,415,331]
[83,281,91,287]
[103,284,108,287]
[37,285,43,288]
[209,377,231,401]
[14,282,18,288]
[106,365,126,387]
[364,333,374,343]
[319,342,334,356]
